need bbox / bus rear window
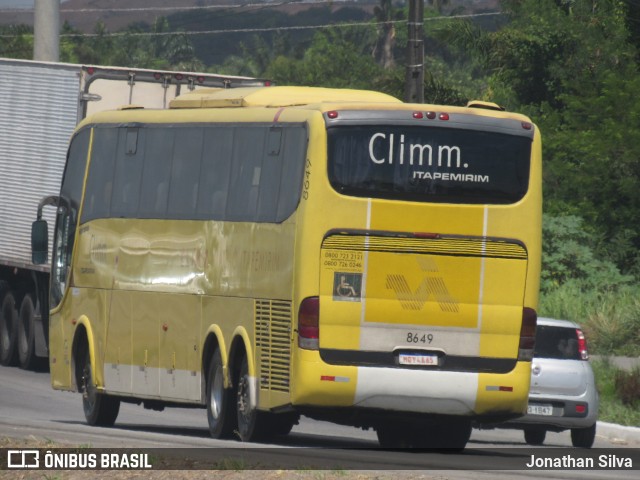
[327,126,532,204]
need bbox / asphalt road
[0,364,637,479]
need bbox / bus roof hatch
[169,86,402,109]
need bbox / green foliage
[264,29,381,89]
[539,214,639,355]
[0,25,33,58]
[591,359,640,426]
[539,282,640,355]
[58,18,201,70]
[541,66,640,275]
[541,214,631,292]
[615,368,640,408]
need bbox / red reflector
[426,111,436,119]
[264,80,272,87]
[499,386,513,392]
[439,113,450,121]
[154,72,162,80]
[414,232,439,239]
[87,67,95,75]
[413,111,424,119]
[327,111,339,119]
[175,73,184,81]
[196,76,205,83]
[321,376,335,382]
[576,404,586,414]
[522,122,532,130]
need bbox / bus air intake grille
[255,299,292,393]
[322,234,527,260]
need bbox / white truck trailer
[0,58,267,369]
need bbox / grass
[539,283,640,356]
[591,358,640,427]
[540,282,640,427]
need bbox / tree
[0,25,32,59]
[265,29,381,89]
[372,0,402,69]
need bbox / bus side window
[167,127,203,218]
[276,126,307,221]
[155,182,168,214]
[139,128,173,218]
[81,128,117,223]
[111,127,144,218]
[198,127,233,220]
[256,127,284,222]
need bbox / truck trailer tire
[17,294,37,370]
[0,289,18,366]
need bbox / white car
[479,317,599,448]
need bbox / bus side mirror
[31,220,49,265]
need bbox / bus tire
[0,289,18,366]
[524,428,546,445]
[434,420,471,451]
[17,294,37,370]
[271,412,299,436]
[206,347,236,439]
[79,345,120,426]
[236,355,273,442]
[376,423,415,448]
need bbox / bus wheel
[236,355,272,442]
[376,423,415,448]
[0,289,18,366]
[524,428,546,445]
[431,420,471,451]
[206,347,236,439]
[270,412,299,436]
[17,294,37,370]
[79,345,120,426]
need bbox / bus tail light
[576,329,589,360]
[298,296,319,350]
[518,307,537,361]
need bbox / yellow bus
[32,86,541,449]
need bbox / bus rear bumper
[291,351,530,418]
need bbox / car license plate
[399,353,438,366]
[527,404,553,416]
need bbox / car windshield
[534,325,580,360]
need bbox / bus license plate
[527,404,553,416]
[399,353,438,366]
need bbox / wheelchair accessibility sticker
[333,273,362,302]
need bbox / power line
[0,12,502,39]
[0,0,345,14]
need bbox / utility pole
[404,0,424,103]
[34,0,60,62]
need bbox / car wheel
[524,428,546,445]
[571,424,596,448]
